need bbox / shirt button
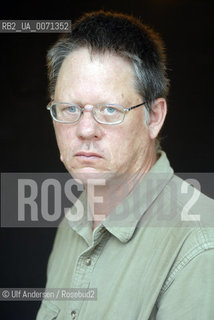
[85,257,91,266]
[71,310,76,319]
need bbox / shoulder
[162,173,214,226]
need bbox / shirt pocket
[36,301,60,320]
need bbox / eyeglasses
[46,101,146,125]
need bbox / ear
[148,98,167,139]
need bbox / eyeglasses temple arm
[125,102,146,112]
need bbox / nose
[76,105,103,140]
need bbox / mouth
[74,151,103,160]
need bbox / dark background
[1,0,213,319]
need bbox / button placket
[68,228,109,319]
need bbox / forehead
[58,47,135,77]
[54,47,138,104]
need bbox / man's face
[53,47,155,183]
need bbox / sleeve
[156,249,214,320]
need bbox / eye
[60,104,80,116]
[65,105,78,113]
[104,106,117,114]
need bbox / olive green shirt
[36,152,214,320]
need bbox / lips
[74,151,103,159]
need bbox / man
[37,11,214,319]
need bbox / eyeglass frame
[46,101,146,125]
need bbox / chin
[69,167,116,186]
